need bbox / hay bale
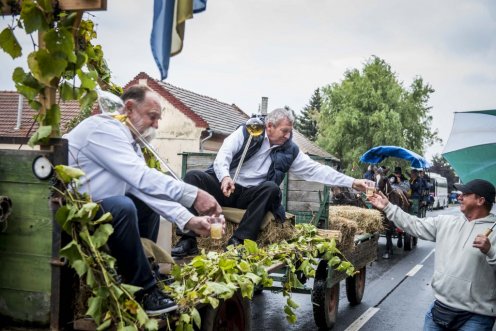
[329,205,384,234]
[327,216,358,252]
[172,220,297,253]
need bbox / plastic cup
[210,215,224,240]
[366,182,376,197]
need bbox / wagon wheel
[345,266,366,305]
[312,261,340,330]
[403,233,414,251]
[200,290,251,331]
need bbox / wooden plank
[287,191,322,203]
[0,150,50,184]
[1,0,107,14]
[287,200,321,211]
[0,253,51,292]
[287,180,327,192]
[0,289,50,324]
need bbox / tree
[429,154,458,191]
[295,88,322,141]
[317,56,441,176]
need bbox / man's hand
[367,191,390,211]
[194,189,222,216]
[184,215,227,237]
[221,176,235,197]
[352,179,374,192]
[473,234,491,254]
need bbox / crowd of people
[363,165,433,217]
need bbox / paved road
[251,205,496,331]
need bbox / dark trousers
[96,194,159,290]
[179,170,280,241]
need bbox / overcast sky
[1,0,495,160]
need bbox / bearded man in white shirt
[65,85,222,315]
[172,107,371,257]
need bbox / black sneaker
[141,286,178,315]
[171,238,198,257]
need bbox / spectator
[368,179,496,330]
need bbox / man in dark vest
[172,108,371,257]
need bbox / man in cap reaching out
[368,179,496,330]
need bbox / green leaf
[27,125,52,147]
[55,205,70,233]
[237,260,251,273]
[20,0,50,33]
[59,82,81,101]
[90,223,113,249]
[72,259,89,277]
[86,295,104,324]
[75,202,99,224]
[191,307,201,329]
[218,257,236,271]
[79,89,98,111]
[54,164,85,183]
[59,12,78,28]
[0,28,22,58]
[59,240,83,262]
[28,48,67,86]
[287,297,299,309]
[93,212,113,225]
[284,305,297,324]
[96,319,111,331]
[206,296,219,309]
[44,27,76,62]
[78,69,98,90]
[121,283,142,296]
[143,317,158,331]
[243,239,258,254]
[328,255,341,267]
[44,104,60,135]
[86,267,97,287]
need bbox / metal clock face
[32,155,53,180]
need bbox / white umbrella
[442,109,496,185]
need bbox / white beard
[137,127,157,147]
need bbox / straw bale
[329,205,384,234]
[327,216,358,252]
[172,220,297,253]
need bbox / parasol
[442,109,496,184]
[360,145,431,168]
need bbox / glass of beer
[210,215,224,240]
[366,181,376,197]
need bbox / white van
[427,172,449,209]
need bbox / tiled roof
[0,91,81,138]
[292,130,339,161]
[126,72,249,135]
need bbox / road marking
[420,248,435,264]
[344,307,380,331]
[406,264,423,277]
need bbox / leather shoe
[171,238,198,258]
[226,236,243,247]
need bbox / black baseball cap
[454,179,495,203]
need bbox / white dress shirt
[213,126,355,188]
[64,115,197,231]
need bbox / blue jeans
[424,302,496,331]
[96,194,160,290]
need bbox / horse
[331,186,368,208]
[375,173,411,259]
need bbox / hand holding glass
[366,181,376,197]
[210,215,224,240]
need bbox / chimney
[260,97,268,116]
[14,94,23,130]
